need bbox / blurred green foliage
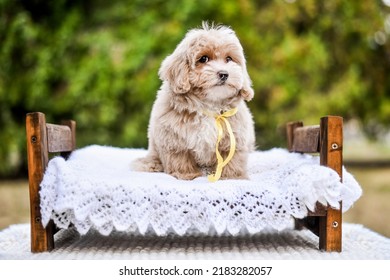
[1,0,390,177]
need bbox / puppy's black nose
[218,71,229,82]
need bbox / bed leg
[319,116,343,252]
[319,208,342,252]
[26,112,55,252]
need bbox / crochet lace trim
[39,145,362,236]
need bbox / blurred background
[0,0,389,237]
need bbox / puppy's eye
[198,55,209,63]
[226,56,233,63]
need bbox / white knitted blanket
[40,145,362,236]
[1,223,389,259]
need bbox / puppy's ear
[240,64,254,101]
[158,50,191,94]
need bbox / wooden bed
[26,112,343,253]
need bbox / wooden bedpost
[26,112,55,252]
[60,119,77,158]
[286,121,303,151]
[319,116,343,252]
[26,112,76,252]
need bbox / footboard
[26,112,76,252]
[287,116,343,252]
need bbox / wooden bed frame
[26,112,343,253]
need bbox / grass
[1,169,389,237]
[341,133,390,237]
[343,167,390,237]
[0,180,30,229]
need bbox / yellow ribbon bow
[206,107,238,182]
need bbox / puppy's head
[158,22,254,104]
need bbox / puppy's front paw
[131,156,163,172]
[221,164,248,180]
[171,171,202,180]
[221,172,248,180]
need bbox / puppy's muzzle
[218,71,229,83]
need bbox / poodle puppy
[132,22,255,181]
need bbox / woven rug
[1,223,389,260]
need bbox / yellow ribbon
[205,107,238,182]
